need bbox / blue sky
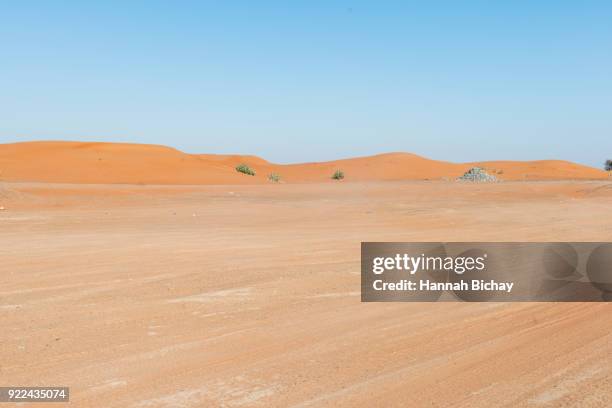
[1,1,611,167]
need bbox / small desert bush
[268,173,281,182]
[235,164,256,176]
[332,169,344,180]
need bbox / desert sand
[1,142,611,407]
[2,175,612,407]
[0,141,607,184]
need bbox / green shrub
[235,164,256,176]
[268,173,281,182]
[332,169,344,180]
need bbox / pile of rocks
[457,167,497,182]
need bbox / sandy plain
[1,178,612,407]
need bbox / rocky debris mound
[457,167,498,182]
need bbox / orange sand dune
[0,141,606,184]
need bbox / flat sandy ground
[2,180,612,407]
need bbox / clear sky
[1,1,611,167]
